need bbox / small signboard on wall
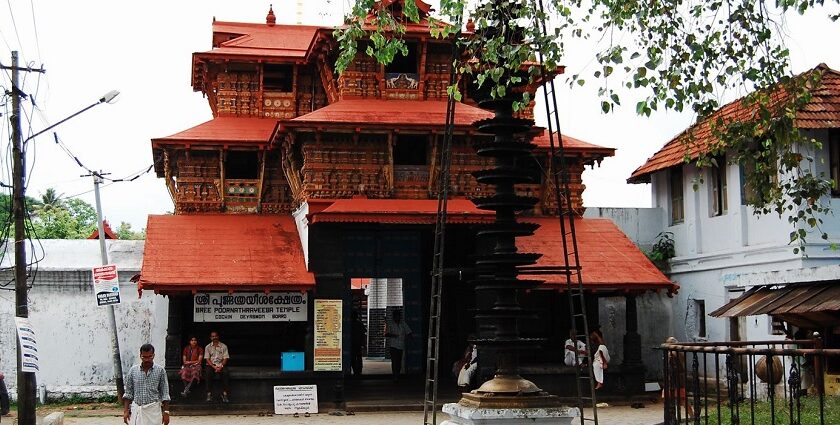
[273,384,318,414]
[313,299,342,371]
[193,292,308,322]
[92,264,121,306]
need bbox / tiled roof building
[139,1,673,405]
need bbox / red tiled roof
[628,64,840,183]
[309,199,494,224]
[152,117,278,148]
[202,22,324,60]
[282,99,494,129]
[531,130,615,158]
[520,217,676,293]
[138,214,314,293]
[88,220,119,240]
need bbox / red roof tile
[282,99,493,129]
[88,220,119,240]
[152,117,278,148]
[520,217,676,292]
[201,22,324,60]
[531,130,615,162]
[309,199,494,224]
[138,214,314,293]
[629,64,840,183]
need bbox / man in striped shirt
[123,343,170,425]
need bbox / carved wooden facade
[152,3,608,217]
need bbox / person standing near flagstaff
[123,343,170,425]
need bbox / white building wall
[646,129,840,347]
[0,240,167,401]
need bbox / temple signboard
[193,292,307,322]
[313,299,342,371]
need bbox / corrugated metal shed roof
[710,282,840,329]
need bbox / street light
[24,90,120,142]
[9,49,119,425]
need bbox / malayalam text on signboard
[193,292,307,322]
[313,299,342,371]
[273,384,318,414]
[92,264,121,306]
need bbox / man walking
[384,310,412,382]
[123,344,170,425]
[204,331,230,403]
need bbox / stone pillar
[621,293,645,396]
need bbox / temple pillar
[164,295,183,369]
[621,293,645,396]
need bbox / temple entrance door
[344,230,424,375]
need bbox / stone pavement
[59,402,665,425]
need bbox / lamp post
[7,49,118,424]
[81,170,125,400]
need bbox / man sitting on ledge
[205,331,230,403]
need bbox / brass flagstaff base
[442,385,576,425]
[456,375,564,409]
[474,374,543,396]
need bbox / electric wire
[5,0,26,67]
[27,0,42,65]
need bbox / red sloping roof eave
[138,214,314,294]
[151,117,278,148]
[628,64,840,183]
[520,217,676,293]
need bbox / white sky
[1,1,838,230]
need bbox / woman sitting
[179,336,204,397]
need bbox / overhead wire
[5,0,26,65]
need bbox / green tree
[116,221,146,240]
[336,0,840,249]
[29,198,97,239]
[34,188,64,215]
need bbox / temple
[138,1,675,407]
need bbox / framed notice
[193,292,307,322]
[313,299,342,371]
[274,384,318,414]
[92,264,121,306]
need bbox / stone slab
[442,402,579,425]
[38,412,65,425]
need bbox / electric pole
[4,52,116,424]
[82,171,125,399]
[4,51,44,425]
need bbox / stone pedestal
[442,402,579,425]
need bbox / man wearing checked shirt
[123,343,170,425]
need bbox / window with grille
[709,155,728,216]
[670,167,684,224]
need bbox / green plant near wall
[648,231,675,269]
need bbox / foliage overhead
[334,0,840,251]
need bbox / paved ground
[55,402,664,425]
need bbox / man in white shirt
[564,330,588,367]
[204,331,230,403]
[384,310,413,382]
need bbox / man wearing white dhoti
[123,343,171,425]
